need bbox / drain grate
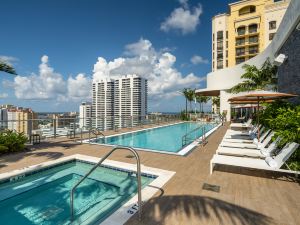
[126,155,135,158]
[202,183,220,193]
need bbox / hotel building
[212,0,290,71]
[92,75,147,130]
[197,0,299,120]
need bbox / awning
[195,89,220,96]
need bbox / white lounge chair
[230,118,253,129]
[210,142,299,174]
[220,130,271,149]
[223,127,265,143]
[224,125,262,138]
[217,136,280,158]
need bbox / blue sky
[0,0,233,112]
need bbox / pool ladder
[70,146,143,222]
[182,124,207,147]
[88,127,105,143]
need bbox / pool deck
[0,122,299,225]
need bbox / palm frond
[0,62,17,75]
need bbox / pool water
[0,161,154,225]
[93,122,216,153]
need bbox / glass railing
[0,114,181,143]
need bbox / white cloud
[0,56,18,66]
[93,38,203,99]
[67,73,92,100]
[178,0,188,8]
[13,55,91,101]
[190,55,209,65]
[160,3,202,34]
[0,93,8,98]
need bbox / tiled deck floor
[0,122,299,225]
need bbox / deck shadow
[125,195,273,225]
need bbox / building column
[220,90,232,121]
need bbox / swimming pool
[0,155,175,225]
[89,122,218,155]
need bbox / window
[213,43,215,49]
[236,57,245,64]
[226,50,228,57]
[236,47,245,56]
[217,61,223,69]
[226,60,228,67]
[249,46,258,54]
[269,21,276,30]
[217,53,223,59]
[236,38,245,46]
[217,42,223,49]
[269,33,275,40]
[213,52,215,59]
[213,33,215,40]
[248,24,258,33]
[249,35,258,43]
[237,26,246,36]
[213,61,215,68]
[226,31,228,39]
[226,41,228,48]
[217,31,223,40]
[239,5,256,16]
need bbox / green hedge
[258,101,300,171]
[0,130,28,153]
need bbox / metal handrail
[182,124,205,146]
[88,127,105,143]
[70,146,142,221]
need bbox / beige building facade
[212,0,290,71]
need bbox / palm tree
[182,88,189,116]
[201,96,210,112]
[0,61,17,75]
[228,59,277,93]
[186,89,195,112]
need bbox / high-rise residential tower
[92,75,147,130]
[79,102,92,129]
[114,75,148,128]
[92,79,115,130]
[212,0,290,71]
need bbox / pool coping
[82,122,222,156]
[0,154,176,225]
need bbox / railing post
[53,118,57,138]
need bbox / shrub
[0,130,28,153]
[258,101,300,171]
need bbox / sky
[0,0,233,112]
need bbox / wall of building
[277,23,300,104]
[212,14,228,71]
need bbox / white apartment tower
[114,75,148,128]
[79,102,92,129]
[92,79,115,130]
[92,75,147,130]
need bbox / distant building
[212,0,290,71]
[92,75,148,130]
[114,75,148,128]
[79,102,92,129]
[0,108,8,129]
[3,106,38,136]
[92,78,115,130]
